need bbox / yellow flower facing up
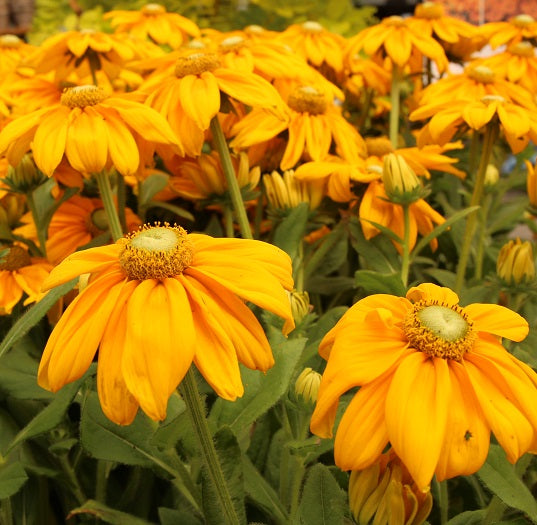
[310,283,534,491]
[0,85,179,177]
[38,224,294,425]
[497,238,535,285]
[349,450,433,525]
[0,245,52,315]
[104,3,200,49]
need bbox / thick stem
[389,64,401,148]
[95,171,123,242]
[474,193,492,281]
[223,205,235,238]
[454,124,498,294]
[26,190,47,257]
[58,454,87,506]
[180,368,241,525]
[210,117,253,240]
[482,495,506,525]
[116,170,127,233]
[400,203,411,288]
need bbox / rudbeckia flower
[310,283,534,491]
[0,85,179,176]
[104,3,200,49]
[0,35,35,77]
[480,14,537,49]
[230,84,366,171]
[359,179,445,252]
[38,224,294,424]
[0,245,52,315]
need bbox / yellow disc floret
[415,2,444,18]
[0,34,23,48]
[175,52,221,77]
[403,301,476,360]
[61,85,109,108]
[287,86,327,115]
[467,65,495,83]
[119,224,194,280]
[141,3,166,15]
[219,35,247,52]
[0,245,31,271]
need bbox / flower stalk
[94,171,123,242]
[389,64,401,148]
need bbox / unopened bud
[294,367,321,406]
[497,238,535,285]
[382,153,423,204]
[5,155,47,192]
[288,289,311,324]
[484,164,499,187]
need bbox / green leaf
[411,205,480,260]
[146,201,195,222]
[477,445,537,523]
[138,173,169,206]
[272,202,309,259]
[201,426,246,525]
[242,456,288,525]
[423,268,457,289]
[297,464,346,525]
[446,510,486,524]
[67,500,153,525]
[0,461,28,499]
[355,269,406,296]
[158,508,203,525]
[210,337,306,432]
[0,278,78,360]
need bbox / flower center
[481,94,505,105]
[118,224,194,280]
[366,136,395,157]
[287,86,327,115]
[141,3,165,15]
[509,41,535,57]
[219,35,247,52]
[511,14,535,26]
[245,25,264,35]
[302,21,324,33]
[174,52,221,77]
[467,65,495,83]
[384,15,405,27]
[85,208,108,236]
[0,34,22,48]
[61,85,108,108]
[403,302,475,360]
[0,245,31,271]
[415,1,444,18]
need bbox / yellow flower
[497,238,535,285]
[143,49,285,157]
[104,3,200,49]
[230,85,366,171]
[345,15,448,73]
[382,153,423,205]
[310,283,533,491]
[349,450,432,525]
[0,85,179,177]
[481,14,537,49]
[38,224,294,424]
[526,159,537,211]
[359,179,444,252]
[263,169,324,211]
[0,245,52,314]
[0,35,35,77]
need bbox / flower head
[38,224,294,424]
[497,238,535,285]
[311,283,534,491]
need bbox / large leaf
[297,464,346,525]
[209,336,306,432]
[0,462,28,499]
[477,445,537,523]
[158,508,203,525]
[272,202,309,260]
[446,510,486,524]
[68,500,153,525]
[354,269,406,296]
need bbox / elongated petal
[435,361,490,481]
[122,278,196,421]
[32,108,69,176]
[0,271,23,314]
[385,353,451,491]
[281,114,307,171]
[38,269,127,391]
[333,371,392,470]
[465,303,529,341]
[101,109,140,176]
[0,107,50,156]
[179,73,220,130]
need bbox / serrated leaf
[0,461,28,499]
[67,500,153,525]
[272,202,309,259]
[209,337,306,432]
[297,464,346,525]
[355,270,406,296]
[477,445,537,523]
[0,278,78,360]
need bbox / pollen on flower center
[415,1,444,18]
[403,302,476,360]
[302,21,324,33]
[175,52,221,77]
[481,94,506,105]
[219,35,247,51]
[365,136,395,157]
[119,224,194,280]
[512,14,535,26]
[141,3,166,15]
[86,208,108,236]
[510,41,535,57]
[61,85,108,108]
[287,86,327,115]
[384,15,405,27]
[0,34,23,48]
[0,245,31,271]
[467,65,495,83]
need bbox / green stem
[253,186,265,240]
[210,117,253,240]
[401,203,411,288]
[223,205,235,238]
[26,190,47,257]
[304,223,344,280]
[116,170,127,233]
[0,498,13,525]
[454,124,498,294]
[357,87,374,131]
[95,171,123,241]
[58,454,87,506]
[180,368,241,525]
[95,460,109,504]
[433,478,449,525]
[295,241,304,293]
[474,193,492,281]
[482,495,506,525]
[389,64,401,148]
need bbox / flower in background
[497,238,535,285]
[480,14,537,49]
[38,224,294,424]
[310,283,534,491]
[263,169,324,212]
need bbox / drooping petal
[179,73,220,130]
[32,107,69,176]
[385,353,451,491]
[0,271,23,314]
[465,303,529,341]
[281,114,307,171]
[122,278,196,421]
[101,108,140,176]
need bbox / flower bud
[497,238,535,285]
[484,163,499,187]
[349,451,433,525]
[382,153,423,205]
[264,170,323,211]
[287,289,311,324]
[4,154,47,192]
[294,367,321,406]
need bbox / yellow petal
[0,271,23,314]
[465,303,529,341]
[102,109,140,176]
[179,73,220,130]
[406,283,459,306]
